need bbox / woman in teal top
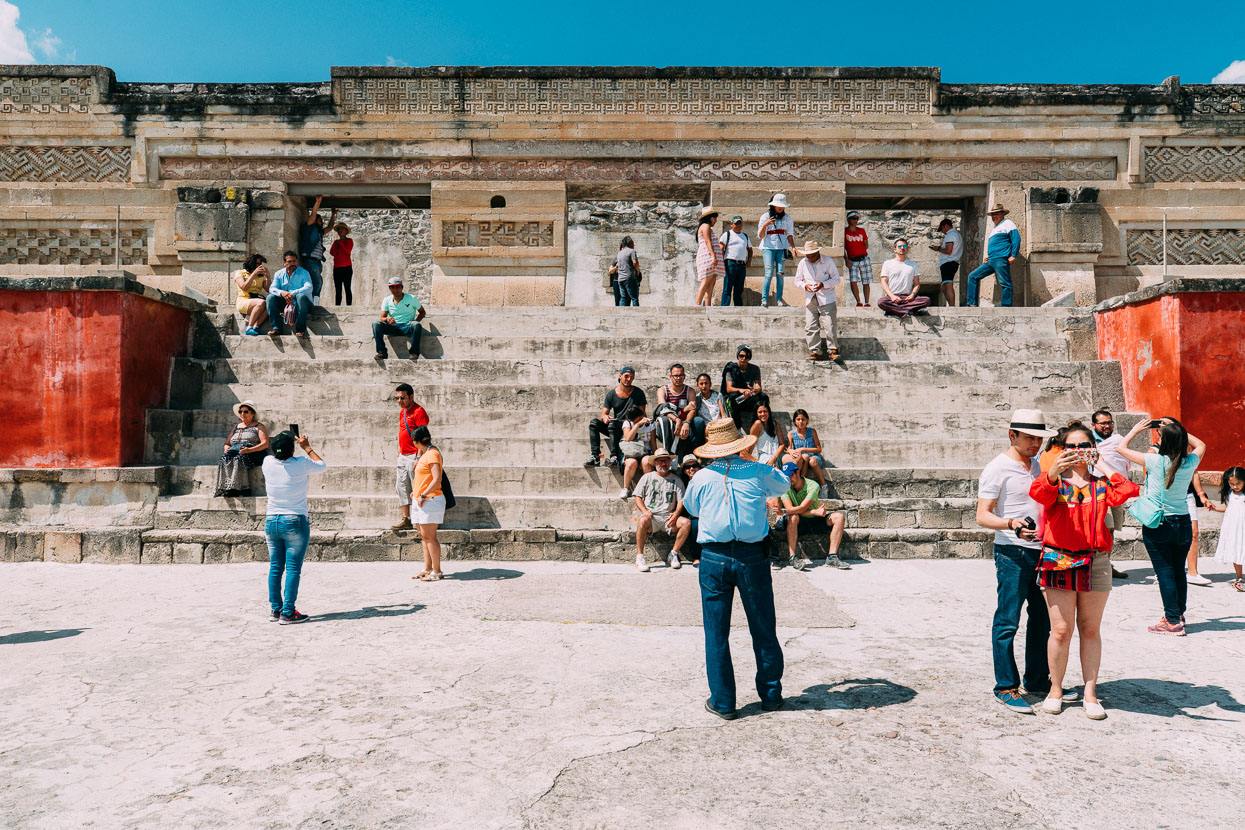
[1117,416,1207,636]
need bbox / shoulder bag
[403,417,456,511]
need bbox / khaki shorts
[1089,550,1112,593]
[396,454,417,506]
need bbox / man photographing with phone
[976,408,1056,715]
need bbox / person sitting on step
[654,363,697,459]
[877,239,932,320]
[749,399,793,470]
[586,366,647,469]
[265,250,314,338]
[773,461,849,571]
[617,413,657,500]
[373,277,426,361]
[234,253,270,336]
[632,448,692,572]
[786,408,826,490]
[722,345,763,430]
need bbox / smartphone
[289,423,300,437]
[1149,419,1162,429]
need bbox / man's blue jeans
[761,249,785,304]
[266,514,310,616]
[721,259,747,306]
[373,320,424,358]
[1142,514,1193,625]
[699,541,783,712]
[265,293,311,335]
[617,275,639,306]
[966,258,1014,306]
[301,257,323,300]
[991,543,1050,693]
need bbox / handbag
[402,416,456,511]
[1040,544,1094,571]
[1128,493,1164,528]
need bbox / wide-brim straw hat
[694,418,758,459]
[798,241,822,256]
[1009,408,1056,438]
[232,400,260,420]
[987,203,1010,215]
[769,193,790,209]
[699,205,719,219]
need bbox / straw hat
[769,193,790,209]
[693,418,757,459]
[798,241,822,256]
[699,206,720,220]
[1009,408,1057,438]
[987,203,1010,216]
[232,400,260,420]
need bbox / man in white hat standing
[966,204,1021,307]
[976,409,1056,714]
[794,240,842,361]
[757,194,794,308]
[684,418,792,719]
[373,276,426,360]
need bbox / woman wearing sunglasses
[1027,422,1139,720]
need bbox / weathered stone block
[514,529,557,542]
[470,529,514,543]
[251,190,284,210]
[46,532,82,563]
[884,511,918,528]
[141,542,173,564]
[174,202,248,244]
[82,532,141,564]
[173,542,204,564]
[204,542,231,563]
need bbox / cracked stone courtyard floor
[3,558,1244,829]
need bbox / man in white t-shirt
[877,239,932,320]
[929,217,963,307]
[794,240,841,361]
[718,215,753,307]
[976,408,1055,714]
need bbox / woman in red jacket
[1029,422,1139,720]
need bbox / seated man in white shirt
[794,240,842,361]
[877,239,933,320]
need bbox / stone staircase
[3,304,1219,565]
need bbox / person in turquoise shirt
[265,250,314,337]
[684,418,791,720]
[966,204,1022,307]
[373,276,427,360]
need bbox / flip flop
[412,570,429,580]
[419,571,444,582]
[1232,579,1243,592]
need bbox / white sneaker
[312,295,322,306]
[1083,700,1107,720]
[636,554,650,573]
[1040,697,1063,715]
[617,488,631,500]
[1186,572,1212,586]
[668,551,682,569]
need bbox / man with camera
[975,409,1055,714]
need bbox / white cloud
[385,56,408,67]
[32,26,59,59]
[1213,60,1245,84]
[0,1,35,63]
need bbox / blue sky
[6,0,1245,84]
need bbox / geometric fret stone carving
[161,156,1117,184]
[337,76,933,117]
[0,75,93,114]
[1184,88,1245,117]
[1144,145,1245,183]
[0,227,148,265]
[1125,228,1245,266]
[441,220,555,248]
[0,146,131,182]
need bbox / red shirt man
[844,225,869,260]
[392,383,430,530]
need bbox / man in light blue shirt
[684,418,791,719]
[265,250,314,337]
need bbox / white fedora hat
[798,240,822,256]
[1009,408,1057,438]
[768,193,790,209]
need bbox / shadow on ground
[449,568,524,581]
[0,629,87,645]
[1097,678,1245,720]
[312,604,424,623]
[736,677,917,718]
[1185,616,1245,633]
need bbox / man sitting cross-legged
[632,448,692,572]
[773,461,848,571]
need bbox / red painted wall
[0,290,191,467]
[1097,291,1245,470]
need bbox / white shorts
[396,455,418,505]
[412,494,446,525]
[1186,492,1198,517]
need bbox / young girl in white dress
[1208,466,1245,591]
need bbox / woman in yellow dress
[235,253,271,335]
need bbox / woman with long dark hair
[694,207,724,306]
[1116,416,1207,636]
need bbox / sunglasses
[1066,442,1094,449]
[239,409,254,414]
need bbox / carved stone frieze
[0,146,130,182]
[0,227,148,265]
[0,75,93,114]
[1126,228,1245,266]
[440,220,555,248]
[1144,145,1245,183]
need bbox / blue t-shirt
[684,456,790,544]
[1144,452,1201,516]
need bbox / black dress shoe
[705,699,737,720]
[584,458,600,468]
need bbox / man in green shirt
[374,277,427,360]
[775,462,848,571]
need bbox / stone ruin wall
[2,65,1245,308]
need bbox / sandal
[828,349,841,360]
[412,570,429,580]
[419,571,444,582]
[1232,579,1243,592]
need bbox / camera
[1149,419,1162,429]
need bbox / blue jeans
[301,257,323,300]
[611,280,622,306]
[699,541,783,712]
[1142,514,1193,624]
[373,320,424,357]
[991,543,1050,693]
[721,259,747,306]
[761,249,785,304]
[691,415,709,446]
[265,293,312,335]
[966,258,1014,306]
[617,275,639,306]
[266,514,310,616]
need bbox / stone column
[1026,186,1103,306]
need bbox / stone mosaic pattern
[0,76,93,114]
[1185,89,1245,116]
[161,156,1116,184]
[0,227,147,266]
[1126,228,1245,266]
[337,76,931,117]
[440,220,555,248]
[0,146,130,182]
[1145,145,1245,182]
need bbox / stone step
[199,381,1096,415]
[192,356,1094,390]
[158,408,1124,442]
[211,333,1071,363]
[169,434,1027,468]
